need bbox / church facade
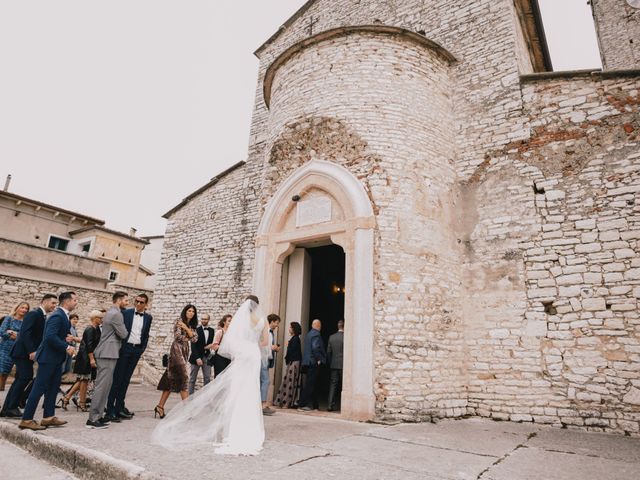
[148,0,640,434]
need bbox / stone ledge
[520,68,640,83]
[0,421,159,480]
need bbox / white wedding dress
[150,299,267,455]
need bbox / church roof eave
[162,161,246,219]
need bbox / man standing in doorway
[261,314,280,416]
[106,293,153,420]
[188,313,215,395]
[327,320,344,412]
[298,319,326,412]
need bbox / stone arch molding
[253,159,376,420]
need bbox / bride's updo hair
[245,295,259,304]
[244,295,259,313]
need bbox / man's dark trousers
[2,358,33,412]
[107,343,143,416]
[22,362,62,420]
[299,365,320,409]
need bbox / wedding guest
[188,313,215,395]
[106,293,153,419]
[1,295,57,418]
[154,304,198,419]
[274,321,302,409]
[298,319,326,412]
[19,292,77,431]
[62,313,81,375]
[87,291,129,428]
[61,310,104,412]
[261,314,280,416]
[211,314,232,377]
[327,320,345,412]
[0,301,30,391]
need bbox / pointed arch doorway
[253,160,376,421]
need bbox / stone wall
[463,72,640,433]
[0,273,153,338]
[592,0,640,71]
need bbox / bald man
[298,319,326,411]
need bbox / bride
[151,295,270,455]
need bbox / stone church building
[148,0,640,434]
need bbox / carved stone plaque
[296,196,332,227]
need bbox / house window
[82,243,91,253]
[109,270,119,283]
[48,236,69,251]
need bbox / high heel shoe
[57,397,70,410]
[154,405,165,419]
[77,402,89,412]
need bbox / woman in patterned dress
[274,321,303,408]
[0,301,29,391]
[154,304,198,418]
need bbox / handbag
[207,329,223,366]
[162,353,169,368]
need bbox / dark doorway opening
[307,244,345,410]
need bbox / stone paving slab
[1,384,639,480]
[361,417,541,457]
[484,445,640,480]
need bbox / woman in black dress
[274,322,302,408]
[61,310,104,411]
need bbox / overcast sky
[0,0,601,237]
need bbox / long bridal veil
[150,299,267,455]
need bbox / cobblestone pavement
[1,384,639,479]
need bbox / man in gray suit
[327,320,344,412]
[87,291,129,429]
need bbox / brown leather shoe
[40,416,67,427]
[18,420,46,431]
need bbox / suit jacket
[302,328,326,367]
[11,307,46,360]
[122,308,153,351]
[327,331,344,369]
[189,326,215,363]
[268,328,277,368]
[94,306,128,359]
[35,307,70,365]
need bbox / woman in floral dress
[154,304,198,418]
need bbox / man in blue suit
[0,294,58,418]
[105,293,152,420]
[19,291,77,431]
[298,319,327,411]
